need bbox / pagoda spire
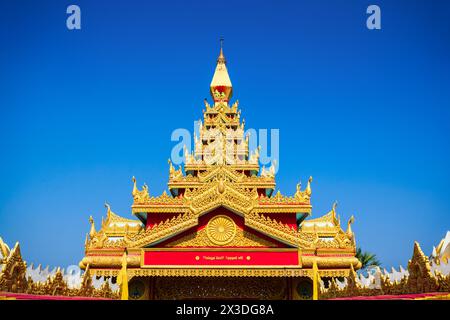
[210,38,233,102]
[217,38,226,64]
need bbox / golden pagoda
[79,44,361,300]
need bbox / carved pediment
[164,226,279,248]
[197,166,246,183]
[185,179,257,215]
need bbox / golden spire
[217,37,226,64]
[210,38,233,102]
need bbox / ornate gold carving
[320,241,450,299]
[133,190,184,207]
[165,227,278,248]
[168,159,183,180]
[0,237,10,262]
[260,163,276,178]
[294,176,312,202]
[135,167,311,216]
[80,251,141,269]
[0,241,27,293]
[258,191,310,206]
[85,204,142,250]
[127,213,197,248]
[206,215,237,245]
[132,176,150,204]
[245,212,315,248]
[154,277,287,299]
[0,240,118,299]
[126,268,349,278]
[405,241,439,293]
[26,264,118,298]
[80,45,359,281]
[301,256,360,269]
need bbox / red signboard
[142,249,299,266]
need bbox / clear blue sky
[0,0,449,270]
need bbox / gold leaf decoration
[206,215,237,245]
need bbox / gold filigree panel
[154,277,287,299]
[165,225,278,248]
[206,215,237,245]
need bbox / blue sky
[0,0,449,269]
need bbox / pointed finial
[89,216,96,239]
[305,176,312,196]
[349,215,355,224]
[132,176,138,197]
[217,37,226,64]
[331,201,339,225]
[347,215,355,236]
[332,201,338,212]
[104,202,111,217]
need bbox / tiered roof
[131,45,313,223]
[81,44,360,277]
